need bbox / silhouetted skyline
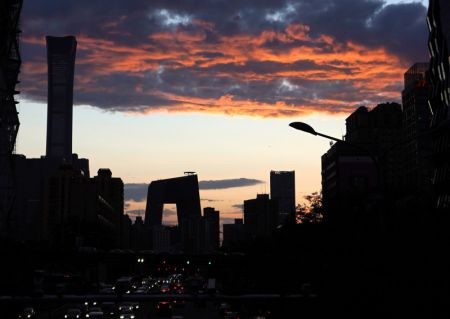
[16,0,432,222]
[2,1,450,318]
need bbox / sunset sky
[16,0,428,225]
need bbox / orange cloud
[21,21,406,117]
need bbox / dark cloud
[124,178,264,201]
[124,183,148,202]
[222,218,239,224]
[201,198,223,202]
[232,204,244,210]
[19,0,427,116]
[199,178,264,190]
[163,208,177,217]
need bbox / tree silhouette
[296,192,323,224]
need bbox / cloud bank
[20,0,428,117]
[124,177,264,201]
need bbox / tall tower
[0,0,22,236]
[46,36,77,160]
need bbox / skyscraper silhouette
[270,171,295,225]
[46,36,77,160]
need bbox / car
[131,302,139,311]
[87,307,102,313]
[219,303,231,315]
[118,302,139,312]
[155,302,172,317]
[85,311,103,319]
[119,314,135,319]
[83,301,99,312]
[18,308,36,319]
[135,287,147,294]
[64,308,82,319]
[172,299,186,308]
[101,302,116,317]
[99,286,115,294]
[223,311,240,319]
[161,283,170,293]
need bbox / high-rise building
[222,218,245,249]
[427,0,450,211]
[322,103,402,224]
[42,166,123,249]
[244,194,278,240]
[345,103,403,193]
[0,0,23,239]
[152,225,171,253]
[11,154,89,243]
[270,171,295,225]
[131,216,148,250]
[91,169,124,247]
[400,63,433,204]
[46,36,77,160]
[203,207,220,252]
[145,174,202,253]
[321,142,378,224]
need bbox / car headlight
[64,316,68,319]
[120,316,124,319]
[86,315,89,318]
[131,316,135,319]
[135,305,139,309]
[77,316,79,318]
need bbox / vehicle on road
[101,302,116,318]
[223,311,240,319]
[64,308,82,319]
[118,302,139,312]
[18,308,36,319]
[85,311,103,319]
[155,301,172,317]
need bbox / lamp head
[289,122,317,135]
